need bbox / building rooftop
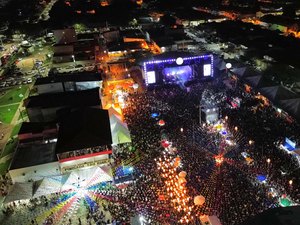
[56,108,112,154]
[10,142,57,170]
[34,72,101,85]
[25,88,100,109]
[120,29,145,39]
[19,122,57,136]
[107,41,144,52]
[175,9,221,21]
[261,15,300,27]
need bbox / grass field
[11,123,22,137]
[0,104,19,124]
[0,160,11,175]
[0,85,29,106]
[1,138,18,158]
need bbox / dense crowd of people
[117,78,300,225]
[0,174,11,197]
[1,75,300,225]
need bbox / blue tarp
[257,174,267,182]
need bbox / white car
[27,78,32,83]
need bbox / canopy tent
[108,105,123,122]
[279,198,292,207]
[279,98,300,121]
[230,67,247,77]
[258,85,298,104]
[4,182,33,204]
[241,67,261,78]
[231,66,261,79]
[109,113,131,145]
[61,166,113,192]
[244,75,262,88]
[257,174,267,182]
[32,176,63,198]
[291,82,300,94]
[244,75,274,89]
[214,57,226,71]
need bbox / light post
[266,158,271,176]
[71,54,76,67]
[225,62,232,77]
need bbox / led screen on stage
[147,71,156,84]
[143,54,213,86]
[162,65,192,83]
[203,64,212,76]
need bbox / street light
[289,180,293,185]
[234,126,238,131]
[249,140,253,145]
[266,158,271,164]
[71,54,76,67]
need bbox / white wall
[9,162,61,183]
[37,83,64,94]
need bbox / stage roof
[148,51,196,61]
[34,72,101,85]
[56,108,112,154]
[10,142,57,170]
[25,88,100,108]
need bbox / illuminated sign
[143,54,214,85]
[147,71,156,84]
[203,64,211,76]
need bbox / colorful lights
[176,57,184,65]
[214,155,224,166]
[143,55,214,86]
[156,155,193,223]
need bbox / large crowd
[118,78,300,224]
[1,75,300,225]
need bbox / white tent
[108,106,123,122]
[109,113,131,145]
[61,167,113,191]
[32,176,63,198]
[4,182,33,203]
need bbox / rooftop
[19,122,57,136]
[55,108,112,154]
[34,72,101,85]
[10,142,57,170]
[175,8,221,21]
[25,88,100,109]
[120,29,145,39]
[107,41,145,52]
